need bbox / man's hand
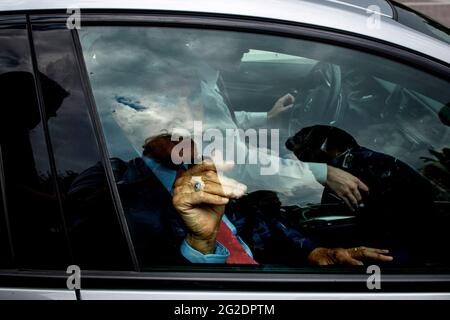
[172,161,247,254]
[326,166,369,211]
[308,247,393,266]
[268,93,295,123]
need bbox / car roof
[1,0,449,65]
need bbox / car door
[3,9,449,300]
[66,11,450,299]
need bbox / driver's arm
[233,93,295,130]
[234,111,267,130]
[212,82,368,210]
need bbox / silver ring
[191,176,204,192]
[193,181,203,192]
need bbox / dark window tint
[0,22,69,269]
[32,25,134,270]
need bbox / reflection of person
[0,71,70,267]
[172,158,393,266]
[0,71,69,186]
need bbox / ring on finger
[191,176,205,192]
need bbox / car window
[0,23,71,269]
[79,26,450,271]
[242,50,317,64]
[31,25,135,271]
[0,21,135,271]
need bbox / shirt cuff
[234,111,268,129]
[180,239,230,264]
[307,162,327,185]
[247,112,268,128]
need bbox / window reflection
[0,26,70,268]
[80,27,450,269]
[33,26,134,270]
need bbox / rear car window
[31,24,135,271]
[0,21,135,271]
[0,22,70,269]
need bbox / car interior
[76,26,450,269]
[220,39,450,267]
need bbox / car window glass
[242,50,317,64]
[0,23,70,269]
[32,25,134,271]
[79,26,450,271]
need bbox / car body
[0,0,449,300]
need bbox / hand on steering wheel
[268,93,295,125]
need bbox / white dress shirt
[194,63,326,202]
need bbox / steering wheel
[288,62,342,136]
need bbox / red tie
[216,220,258,265]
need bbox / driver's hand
[268,93,295,123]
[307,247,393,266]
[326,166,369,211]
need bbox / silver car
[0,0,449,301]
